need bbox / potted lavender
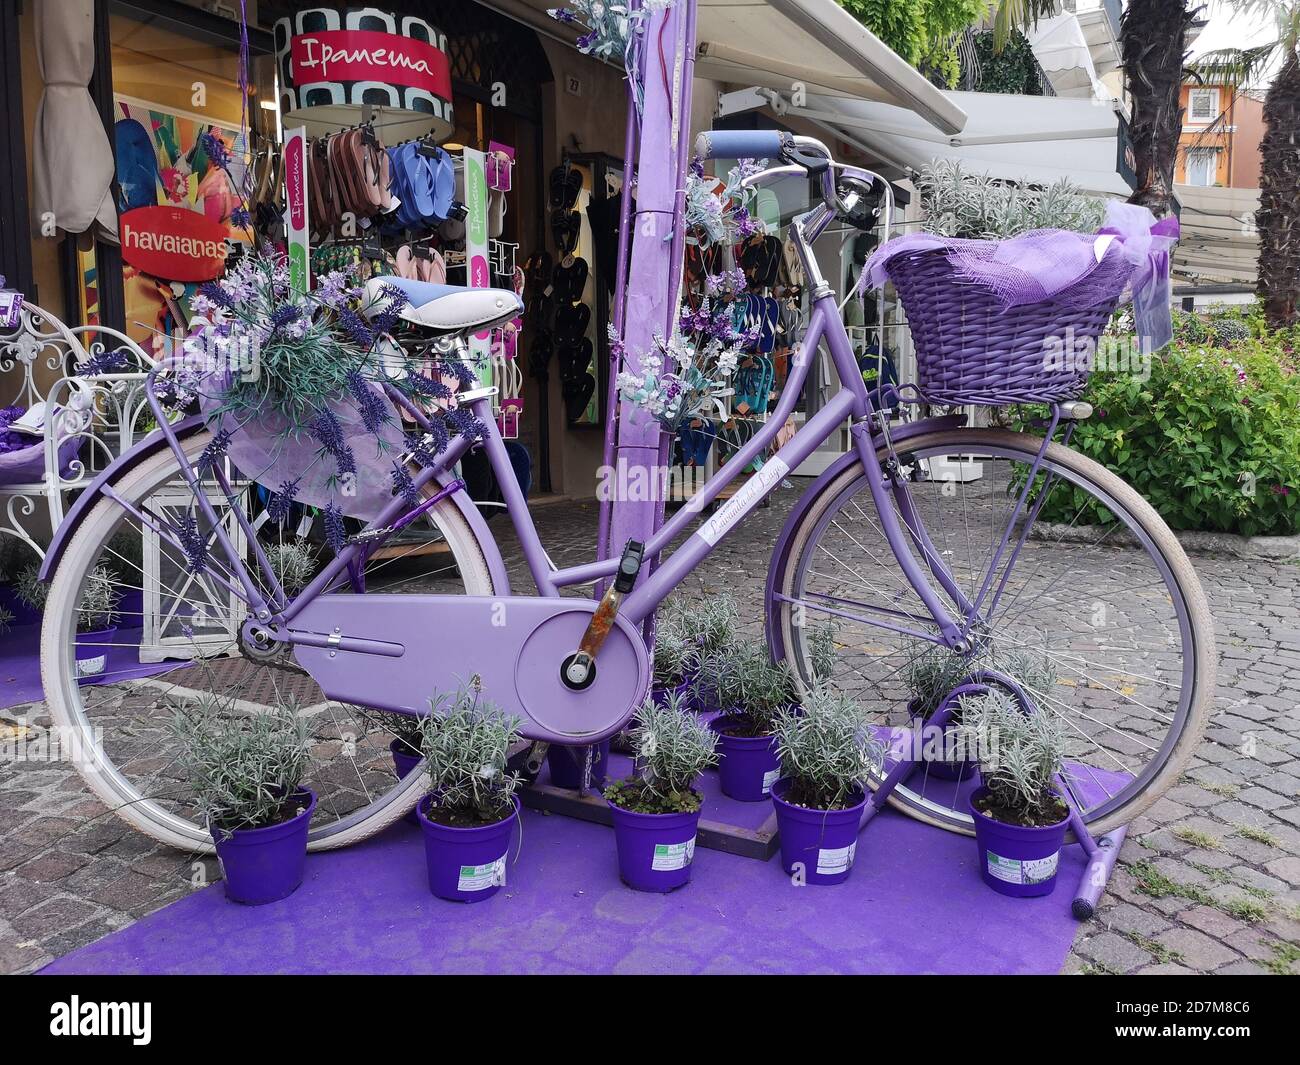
[171,696,315,905]
[17,562,121,677]
[701,640,797,801]
[416,680,522,903]
[604,690,719,892]
[957,690,1070,898]
[770,688,884,886]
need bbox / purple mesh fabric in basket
[863,202,1179,352]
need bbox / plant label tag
[761,769,779,794]
[695,457,790,546]
[458,856,506,892]
[986,850,1059,885]
[651,837,695,871]
[817,841,855,875]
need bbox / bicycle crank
[560,539,645,691]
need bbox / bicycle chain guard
[286,594,650,743]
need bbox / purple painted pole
[595,0,645,581]
[606,0,696,586]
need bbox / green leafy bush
[1027,325,1300,536]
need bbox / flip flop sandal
[562,371,595,422]
[554,301,591,341]
[759,297,779,354]
[489,188,507,238]
[552,256,588,303]
[548,164,582,210]
[395,245,417,280]
[550,209,581,257]
[528,329,554,380]
[421,143,455,222]
[524,251,553,291]
[558,335,594,379]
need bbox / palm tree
[1121,0,1199,217]
[1196,1,1300,327]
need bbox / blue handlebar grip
[693,129,788,161]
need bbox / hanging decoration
[549,0,677,117]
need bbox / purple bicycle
[38,130,1214,854]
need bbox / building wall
[1176,82,1234,187]
[1228,93,1265,188]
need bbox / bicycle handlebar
[693,129,792,161]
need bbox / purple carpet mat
[41,775,1097,975]
[0,623,180,711]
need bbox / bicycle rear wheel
[772,427,1214,838]
[40,427,499,853]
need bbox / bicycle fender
[37,417,511,596]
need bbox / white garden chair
[0,303,157,559]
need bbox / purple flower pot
[908,697,977,781]
[607,799,702,893]
[75,626,118,678]
[967,786,1069,898]
[650,680,691,709]
[390,739,423,826]
[771,778,866,886]
[709,715,780,801]
[0,586,39,627]
[117,588,144,624]
[547,742,609,790]
[211,788,316,906]
[416,793,519,903]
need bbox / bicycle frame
[137,271,988,663]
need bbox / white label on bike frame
[695,458,790,546]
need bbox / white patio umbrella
[31,0,119,243]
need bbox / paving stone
[1079,931,1152,973]
[1153,927,1242,969]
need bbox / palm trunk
[1258,51,1300,328]
[1121,0,1195,217]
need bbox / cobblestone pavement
[1,488,1297,974]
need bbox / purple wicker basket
[888,248,1119,406]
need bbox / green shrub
[1025,328,1300,537]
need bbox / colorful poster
[112,96,254,355]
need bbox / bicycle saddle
[364,276,524,333]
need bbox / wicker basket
[888,248,1119,406]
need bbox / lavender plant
[265,538,317,597]
[0,604,12,635]
[170,696,313,834]
[701,640,798,737]
[16,562,119,631]
[772,688,884,810]
[419,679,522,826]
[653,593,739,687]
[957,689,1068,827]
[607,689,719,814]
[916,159,1106,240]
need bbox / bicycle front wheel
[40,427,500,853]
[772,427,1215,838]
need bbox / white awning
[1027,13,1105,98]
[487,0,967,134]
[790,89,1133,197]
[1173,184,1259,284]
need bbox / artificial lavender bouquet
[175,248,483,543]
